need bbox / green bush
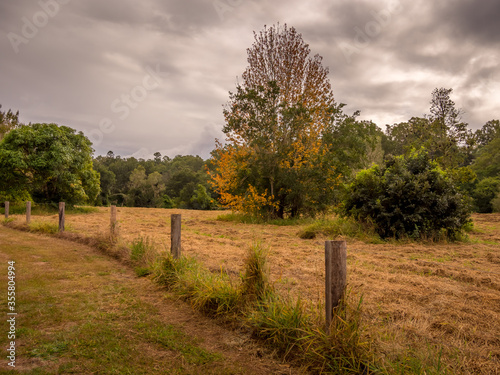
[472,177,500,213]
[343,149,472,240]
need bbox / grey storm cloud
[1,0,498,159]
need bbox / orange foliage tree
[209,24,342,219]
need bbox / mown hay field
[10,208,500,374]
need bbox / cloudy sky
[1,0,499,159]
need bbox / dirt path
[0,225,302,374]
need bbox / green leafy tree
[0,123,100,204]
[190,184,216,210]
[474,119,500,147]
[343,149,472,240]
[324,104,383,179]
[472,177,500,213]
[93,162,116,205]
[472,135,500,180]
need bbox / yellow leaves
[208,142,280,217]
[279,126,323,172]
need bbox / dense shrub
[343,149,472,240]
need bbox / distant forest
[93,152,217,210]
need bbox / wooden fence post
[58,202,65,232]
[110,205,118,237]
[26,201,31,224]
[325,240,347,333]
[4,201,9,219]
[171,214,181,259]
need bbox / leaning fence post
[171,214,181,259]
[325,240,347,333]
[58,202,65,232]
[26,201,31,224]
[4,201,9,219]
[110,205,118,237]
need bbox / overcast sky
[1,0,499,159]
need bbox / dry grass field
[6,207,500,374]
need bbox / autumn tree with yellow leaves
[209,24,344,219]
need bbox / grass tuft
[129,236,157,276]
[245,290,376,373]
[241,242,272,301]
[153,253,241,316]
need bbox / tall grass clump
[130,236,157,276]
[319,294,376,374]
[245,290,377,374]
[246,294,311,358]
[241,242,272,301]
[152,253,241,316]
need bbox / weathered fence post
[325,240,347,333]
[110,205,118,237]
[58,202,65,232]
[26,201,31,224]
[4,201,9,219]
[171,214,181,259]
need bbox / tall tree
[210,24,341,218]
[429,87,469,146]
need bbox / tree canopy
[0,123,100,204]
